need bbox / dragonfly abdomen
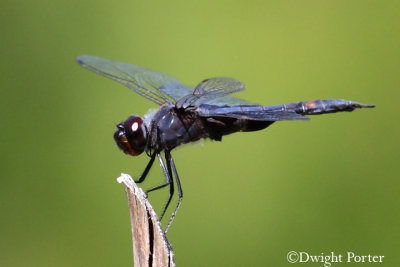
[284,99,375,115]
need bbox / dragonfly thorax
[114,116,148,156]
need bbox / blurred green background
[1,0,399,266]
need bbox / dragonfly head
[114,116,148,156]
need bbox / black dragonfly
[76,55,374,232]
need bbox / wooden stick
[117,173,176,267]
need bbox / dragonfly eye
[114,116,147,156]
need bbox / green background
[1,0,398,266]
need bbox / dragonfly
[76,55,374,233]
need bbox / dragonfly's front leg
[134,154,156,183]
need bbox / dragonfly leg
[134,154,156,183]
[164,151,183,233]
[145,153,174,221]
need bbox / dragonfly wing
[193,77,245,95]
[158,83,195,101]
[77,55,189,105]
[203,95,253,106]
[177,77,246,108]
[198,104,310,121]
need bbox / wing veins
[112,64,173,103]
[197,104,310,121]
[80,62,165,105]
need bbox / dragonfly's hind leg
[164,151,183,233]
[142,152,183,233]
[146,153,175,221]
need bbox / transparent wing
[193,77,245,96]
[177,77,247,108]
[76,55,191,105]
[197,104,310,121]
[228,109,310,121]
[204,95,253,106]
[158,83,195,101]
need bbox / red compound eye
[114,116,147,156]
